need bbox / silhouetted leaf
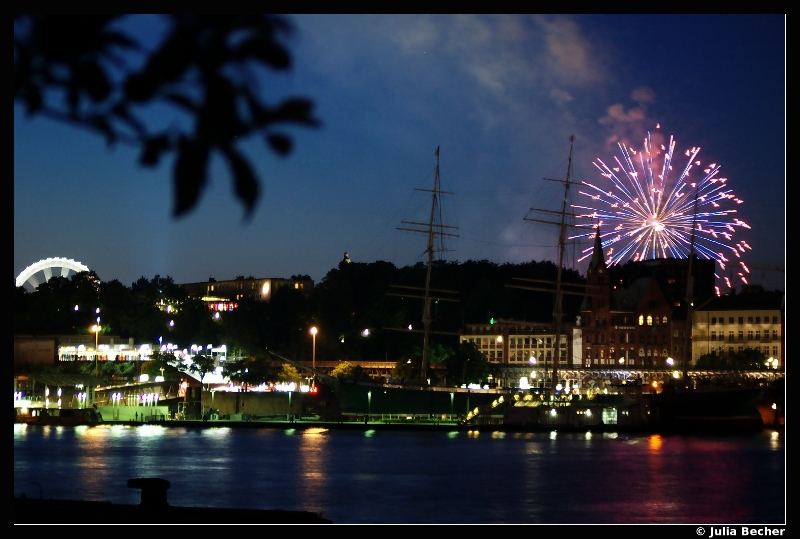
[267,134,292,156]
[223,146,259,219]
[173,137,210,217]
[140,135,172,166]
[233,37,291,69]
[271,98,319,126]
[80,62,111,102]
[88,115,116,146]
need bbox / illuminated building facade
[180,276,314,311]
[460,322,581,368]
[579,231,695,369]
[692,286,784,367]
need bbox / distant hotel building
[180,276,314,311]
[460,320,581,388]
[692,286,784,367]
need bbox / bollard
[127,478,171,507]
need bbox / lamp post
[310,327,318,384]
[367,391,371,424]
[92,324,102,377]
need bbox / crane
[744,263,785,288]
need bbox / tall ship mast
[395,147,458,385]
[682,184,701,383]
[519,136,576,391]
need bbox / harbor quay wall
[196,386,503,419]
[97,405,169,422]
[201,391,309,417]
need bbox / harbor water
[14,423,785,524]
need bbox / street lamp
[91,324,102,377]
[367,391,371,424]
[310,326,318,372]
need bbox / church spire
[588,226,606,271]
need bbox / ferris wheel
[15,257,90,290]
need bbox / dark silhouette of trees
[14,258,588,371]
[14,14,318,219]
[695,349,767,371]
[443,342,489,386]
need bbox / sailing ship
[267,148,502,422]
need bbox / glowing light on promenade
[570,125,750,286]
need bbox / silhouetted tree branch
[14,14,319,219]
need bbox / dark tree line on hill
[15,258,586,368]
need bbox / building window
[747,317,753,324]
[755,317,761,324]
[738,317,744,324]
[738,331,744,341]
[647,315,653,326]
[772,316,778,324]
[711,331,716,341]
[639,315,644,326]
[773,330,778,339]
[773,346,778,357]
[747,330,753,340]
[729,317,734,324]
[738,346,744,353]
[711,346,716,356]
[755,330,761,340]
[728,331,734,342]
[711,317,717,325]
[640,334,645,344]
[610,333,615,344]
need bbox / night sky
[14,15,785,292]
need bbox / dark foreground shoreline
[15,476,332,524]
[14,497,332,524]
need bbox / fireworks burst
[571,125,751,289]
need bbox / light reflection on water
[14,425,785,524]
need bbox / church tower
[580,227,611,324]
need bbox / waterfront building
[14,335,146,367]
[460,321,581,388]
[692,285,785,368]
[179,276,313,311]
[460,321,580,366]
